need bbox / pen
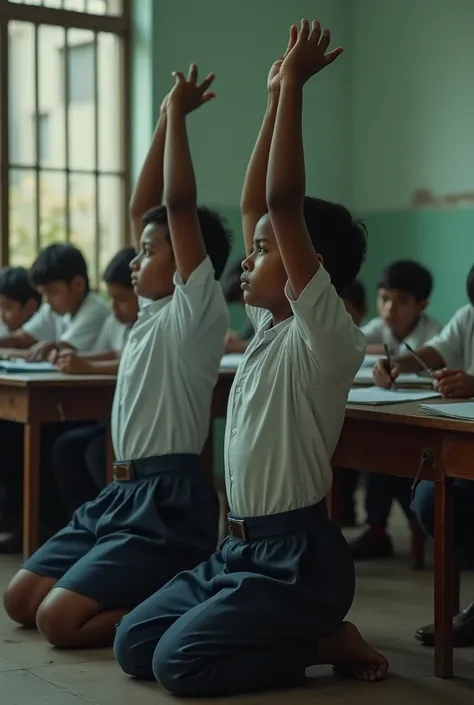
[384,344,397,390]
[404,343,434,378]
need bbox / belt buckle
[113,463,131,482]
[228,517,247,541]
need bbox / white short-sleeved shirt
[92,314,130,354]
[225,266,366,518]
[424,305,474,374]
[111,256,228,461]
[362,314,441,355]
[23,293,110,352]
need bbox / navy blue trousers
[365,473,412,528]
[24,454,219,609]
[411,479,474,566]
[114,502,355,697]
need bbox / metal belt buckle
[228,517,247,541]
[113,463,131,482]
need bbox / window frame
[0,0,132,286]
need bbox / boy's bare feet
[318,621,389,682]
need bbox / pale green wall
[352,0,474,322]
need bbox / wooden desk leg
[105,421,114,485]
[328,467,343,526]
[202,423,214,486]
[434,477,454,679]
[23,423,40,560]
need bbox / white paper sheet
[348,387,440,406]
[419,402,474,421]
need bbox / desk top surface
[345,399,474,433]
[0,372,116,387]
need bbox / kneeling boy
[3,66,230,649]
[114,22,387,698]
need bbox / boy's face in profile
[377,288,427,337]
[130,223,176,301]
[343,299,365,327]
[0,295,37,332]
[107,283,138,325]
[241,214,288,314]
[36,277,85,315]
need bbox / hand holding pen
[372,350,401,388]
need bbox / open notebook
[419,402,474,421]
[353,368,433,387]
[348,387,440,406]
[0,360,56,373]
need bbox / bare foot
[318,621,388,682]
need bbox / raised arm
[129,97,168,248]
[267,19,343,299]
[241,27,297,255]
[164,64,215,282]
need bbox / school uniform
[114,266,366,697]
[359,313,442,535]
[52,315,132,519]
[362,313,441,354]
[23,257,227,609]
[412,304,474,563]
[23,293,109,350]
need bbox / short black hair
[303,197,367,293]
[221,258,244,303]
[103,247,136,288]
[142,205,232,280]
[341,279,366,312]
[30,243,89,292]
[378,260,433,301]
[0,267,42,306]
[466,265,474,307]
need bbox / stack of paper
[348,387,440,406]
[353,368,432,387]
[220,354,244,370]
[0,360,56,373]
[419,402,474,421]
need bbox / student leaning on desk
[373,263,474,649]
[50,247,138,377]
[0,243,109,361]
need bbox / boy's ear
[71,274,86,293]
[417,298,428,313]
[25,297,39,317]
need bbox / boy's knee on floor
[114,616,153,679]
[36,599,75,647]
[3,570,52,628]
[152,638,207,697]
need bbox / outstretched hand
[280,18,343,85]
[267,25,298,93]
[168,64,216,114]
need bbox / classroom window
[0,0,131,288]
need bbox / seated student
[349,261,441,560]
[3,65,231,649]
[341,279,367,327]
[375,263,474,647]
[50,247,139,520]
[338,279,367,526]
[222,258,254,353]
[0,243,110,360]
[0,266,42,334]
[114,22,388,697]
[0,268,42,545]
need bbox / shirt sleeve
[285,266,367,377]
[59,296,109,351]
[92,315,114,353]
[424,307,468,368]
[361,317,385,344]
[245,304,272,334]
[165,256,229,344]
[22,304,57,342]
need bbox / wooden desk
[333,400,474,679]
[0,373,116,558]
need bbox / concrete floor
[1,505,473,705]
